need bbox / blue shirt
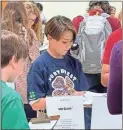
[27,51,89,101]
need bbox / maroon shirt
[107,16,121,32]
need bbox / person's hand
[73,91,86,96]
[32,98,46,111]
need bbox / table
[29,92,112,130]
[29,120,58,129]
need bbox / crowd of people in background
[1,0,122,129]
[71,1,122,116]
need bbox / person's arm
[101,33,113,86]
[107,41,122,114]
[2,98,29,129]
[27,67,47,111]
[31,29,38,41]
[115,20,121,31]
[30,98,46,111]
[101,64,110,87]
[76,61,89,92]
[28,31,40,63]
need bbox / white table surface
[29,120,58,129]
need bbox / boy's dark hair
[45,15,76,42]
[1,30,28,68]
[88,1,111,15]
[36,3,43,12]
[89,1,109,7]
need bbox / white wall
[40,2,122,20]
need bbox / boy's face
[48,30,73,57]
[9,57,25,82]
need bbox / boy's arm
[78,61,89,91]
[2,99,29,129]
[72,60,88,96]
[27,68,47,111]
[30,98,46,111]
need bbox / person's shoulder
[30,51,49,71]
[36,50,48,61]
[112,28,122,34]
[107,16,119,21]
[10,90,22,101]
[72,15,84,22]
[112,40,122,53]
[104,29,120,52]
[2,86,22,102]
[66,54,78,61]
[65,54,82,68]
[108,28,122,39]
[111,40,122,66]
[72,15,84,32]
[107,16,121,31]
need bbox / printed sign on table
[46,96,85,129]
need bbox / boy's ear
[9,55,16,70]
[47,34,53,40]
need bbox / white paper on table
[29,120,58,129]
[91,96,122,129]
[46,96,85,129]
[85,91,107,97]
[83,91,107,105]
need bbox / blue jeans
[84,73,107,93]
[84,107,92,130]
[84,74,107,129]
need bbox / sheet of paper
[83,91,107,105]
[84,91,107,97]
[91,96,122,129]
[46,96,85,129]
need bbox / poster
[46,96,85,129]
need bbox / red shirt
[72,15,84,32]
[102,28,122,64]
[107,16,121,32]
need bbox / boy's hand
[65,84,86,96]
[32,98,46,111]
[73,91,86,96]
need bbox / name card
[46,96,85,129]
